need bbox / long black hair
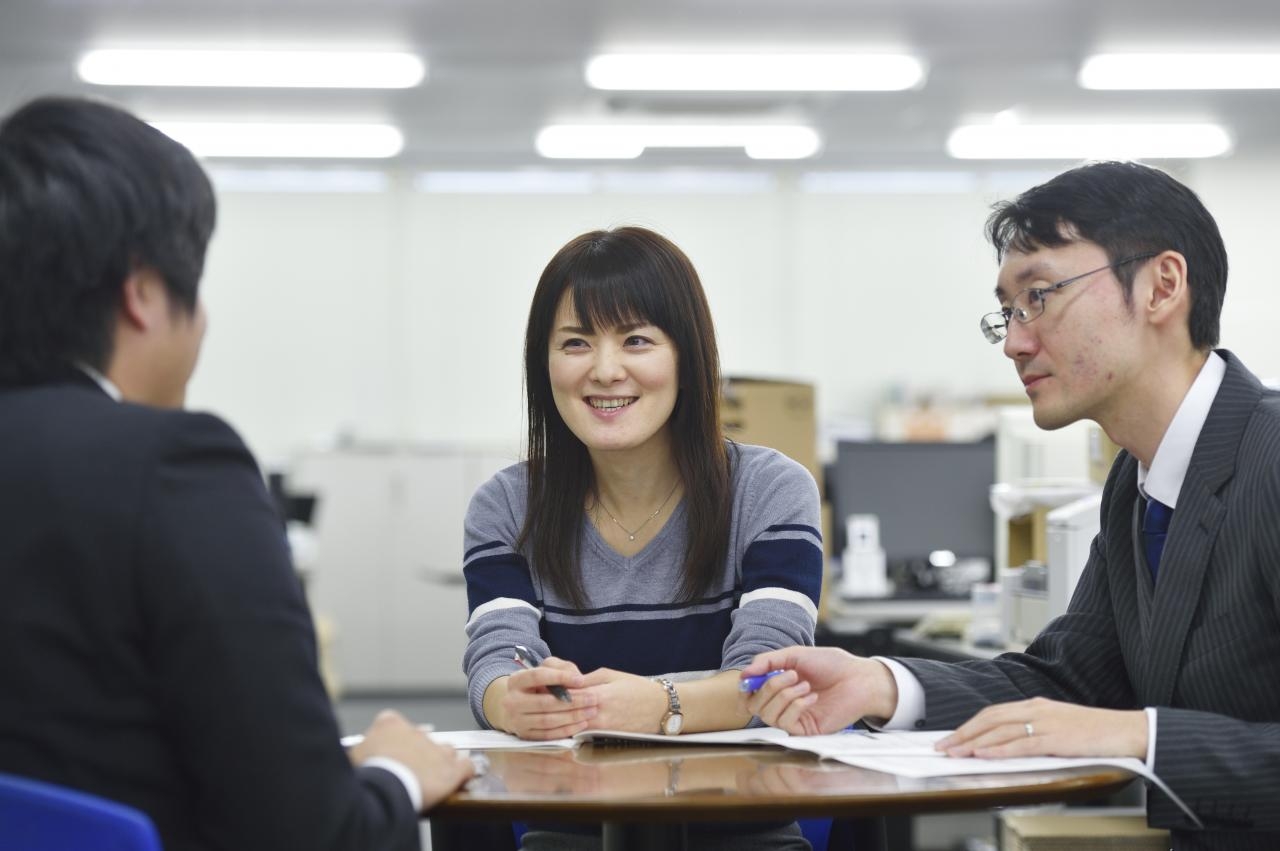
[519,226,731,609]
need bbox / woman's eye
[624,335,653,347]
[559,338,588,350]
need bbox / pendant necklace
[596,480,681,542]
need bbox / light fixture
[585,53,924,91]
[1080,53,1280,90]
[535,124,821,160]
[415,171,596,194]
[149,122,404,159]
[946,123,1232,160]
[207,167,390,193]
[78,49,425,88]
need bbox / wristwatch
[657,677,684,735]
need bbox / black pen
[512,644,572,703]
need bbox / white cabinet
[290,447,512,692]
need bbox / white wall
[186,163,1280,467]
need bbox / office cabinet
[290,447,512,692]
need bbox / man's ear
[1146,250,1190,327]
[118,268,163,331]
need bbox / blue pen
[739,669,786,694]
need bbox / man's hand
[349,709,475,811]
[936,697,1149,761]
[739,646,899,735]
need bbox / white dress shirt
[877,352,1227,773]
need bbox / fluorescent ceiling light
[78,49,425,88]
[208,167,389,193]
[536,125,820,160]
[586,53,924,91]
[599,171,775,194]
[150,122,404,159]
[415,171,595,194]
[799,170,979,194]
[1080,53,1280,90]
[946,123,1232,160]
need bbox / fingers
[937,698,1045,757]
[744,669,820,734]
[453,751,477,782]
[371,708,410,729]
[742,648,801,676]
[541,657,585,680]
[511,663,586,694]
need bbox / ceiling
[5,0,1280,170]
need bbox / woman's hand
[578,667,669,733]
[487,657,599,740]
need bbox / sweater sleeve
[460,469,543,728]
[720,449,824,671]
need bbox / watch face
[663,713,684,735]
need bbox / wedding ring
[1024,722,1035,738]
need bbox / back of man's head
[986,160,1228,350]
[0,96,216,384]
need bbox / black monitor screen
[830,439,995,564]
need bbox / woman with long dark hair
[461,226,822,847]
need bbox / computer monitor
[830,439,995,590]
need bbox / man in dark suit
[743,162,1280,850]
[0,96,473,850]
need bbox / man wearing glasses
[744,161,1280,850]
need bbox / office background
[4,3,1280,846]
[3,0,1279,466]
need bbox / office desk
[817,595,970,657]
[430,744,1134,851]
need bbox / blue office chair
[0,772,162,851]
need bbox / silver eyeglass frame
[980,252,1159,343]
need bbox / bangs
[988,205,1074,259]
[565,264,669,335]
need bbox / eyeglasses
[979,252,1159,343]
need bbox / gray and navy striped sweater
[462,442,823,728]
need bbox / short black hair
[0,95,216,382]
[986,161,1227,349]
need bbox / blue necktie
[1143,497,1174,582]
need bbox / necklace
[595,480,681,542]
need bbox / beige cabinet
[290,447,512,692]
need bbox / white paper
[574,727,792,746]
[776,730,948,759]
[818,750,1201,829]
[428,729,577,750]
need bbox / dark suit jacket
[897,351,1280,851]
[0,375,418,851]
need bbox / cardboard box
[721,377,818,483]
[1000,810,1169,850]
[1007,505,1051,568]
[1088,426,1122,485]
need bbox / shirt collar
[76,362,123,403]
[1137,351,1226,508]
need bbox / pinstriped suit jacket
[897,351,1280,851]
